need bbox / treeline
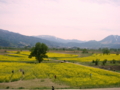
[92,59,120,66]
[0,46,120,54]
[0,46,31,50]
[50,47,120,53]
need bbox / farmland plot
[0,51,120,89]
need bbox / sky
[0,0,120,41]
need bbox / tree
[82,48,88,53]
[102,48,110,55]
[102,59,107,65]
[62,48,65,51]
[92,59,99,66]
[111,59,116,64]
[77,48,80,50]
[29,42,48,63]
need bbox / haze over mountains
[34,35,86,43]
[0,29,120,49]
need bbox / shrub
[92,60,95,63]
[102,48,110,55]
[102,59,107,65]
[112,59,116,64]
[93,59,100,66]
[82,49,88,53]
[18,87,24,89]
[6,86,9,89]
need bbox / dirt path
[1,88,120,90]
[63,88,120,90]
[0,78,70,89]
[56,88,120,90]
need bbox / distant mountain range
[0,29,120,49]
[100,35,120,44]
[0,29,60,48]
[34,35,86,43]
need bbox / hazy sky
[0,0,120,41]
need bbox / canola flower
[0,62,120,88]
[49,53,120,62]
[47,52,78,57]
[0,51,35,62]
[0,51,120,88]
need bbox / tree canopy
[82,48,88,53]
[102,48,110,55]
[29,42,48,63]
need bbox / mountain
[34,35,86,43]
[0,29,120,49]
[0,36,12,47]
[34,35,120,49]
[99,35,120,48]
[100,35,120,44]
[0,29,60,47]
[61,40,103,49]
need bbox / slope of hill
[99,35,120,48]
[34,35,86,43]
[100,35,120,44]
[0,29,60,47]
[35,35,120,48]
[0,29,120,48]
[0,36,12,47]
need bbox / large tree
[29,42,48,63]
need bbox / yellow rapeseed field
[0,62,120,88]
[49,53,120,62]
[0,51,120,88]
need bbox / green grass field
[0,51,120,89]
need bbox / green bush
[102,59,107,65]
[18,87,24,89]
[92,59,99,66]
[6,86,9,89]
[112,59,116,64]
